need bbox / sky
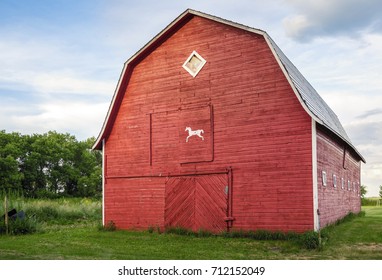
[0,0,381,196]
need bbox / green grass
[314,206,382,259]
[1,200,382,259]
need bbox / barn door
[164,177,195,230]
[164,174,228,233]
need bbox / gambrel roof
[93,9,365,162]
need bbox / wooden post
[4,194,9,235]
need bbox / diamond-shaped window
[182,51,206,77]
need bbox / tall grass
[362,197,382,206]
[1,196,101,235]
[23,198,101,225]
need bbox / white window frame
[182,51,207,78]
[322,171,327,187]
[341,178,345,190]
[333,174,337,188]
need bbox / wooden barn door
[164,177,195,230]
[164,174,228,233]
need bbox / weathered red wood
[194,175,228,232]
[164,177,195,230]
[316,125,361,228]
[164,174,228,233]
[104,177,166,230]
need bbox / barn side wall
[104,16,314,232]
[316,125,361,228]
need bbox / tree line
[0,130,101,198]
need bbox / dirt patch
[351,243,382,251]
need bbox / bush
[100,221,116,232]
[0,216,39,235]
[298,231,321,250]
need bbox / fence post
[4,194,9,235]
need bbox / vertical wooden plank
[226,167,234,230]
[149,113,153,166]
[4,195,9,235]
[209,104,215,162]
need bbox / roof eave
[320,123,366,163]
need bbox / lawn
[0,200,381,260]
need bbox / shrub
[298,231,321,250]
[0,216,39,235]
[102,221,116,232]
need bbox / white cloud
[0,32,113,139]
[283,14,312,39]
[283,0,382,41]
[29,72,114,96]
[7,100,110,140]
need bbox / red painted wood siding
[316,125,361,228]
[104,178,166,229]
[104,16,313,232]
[165,174,228,233]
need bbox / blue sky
[0,0,381,196]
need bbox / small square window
[182,51,206,77]
[322,171,327,187]
[333,174,337,188]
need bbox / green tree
[0,131,24,193]
[360,185,367,199]
[0,130,102,198]
[19,134,48,196]
[72,137,102,197]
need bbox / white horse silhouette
[185,127,204,142]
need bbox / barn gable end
[94,9,364,233]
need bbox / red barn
[93,9,365,233]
